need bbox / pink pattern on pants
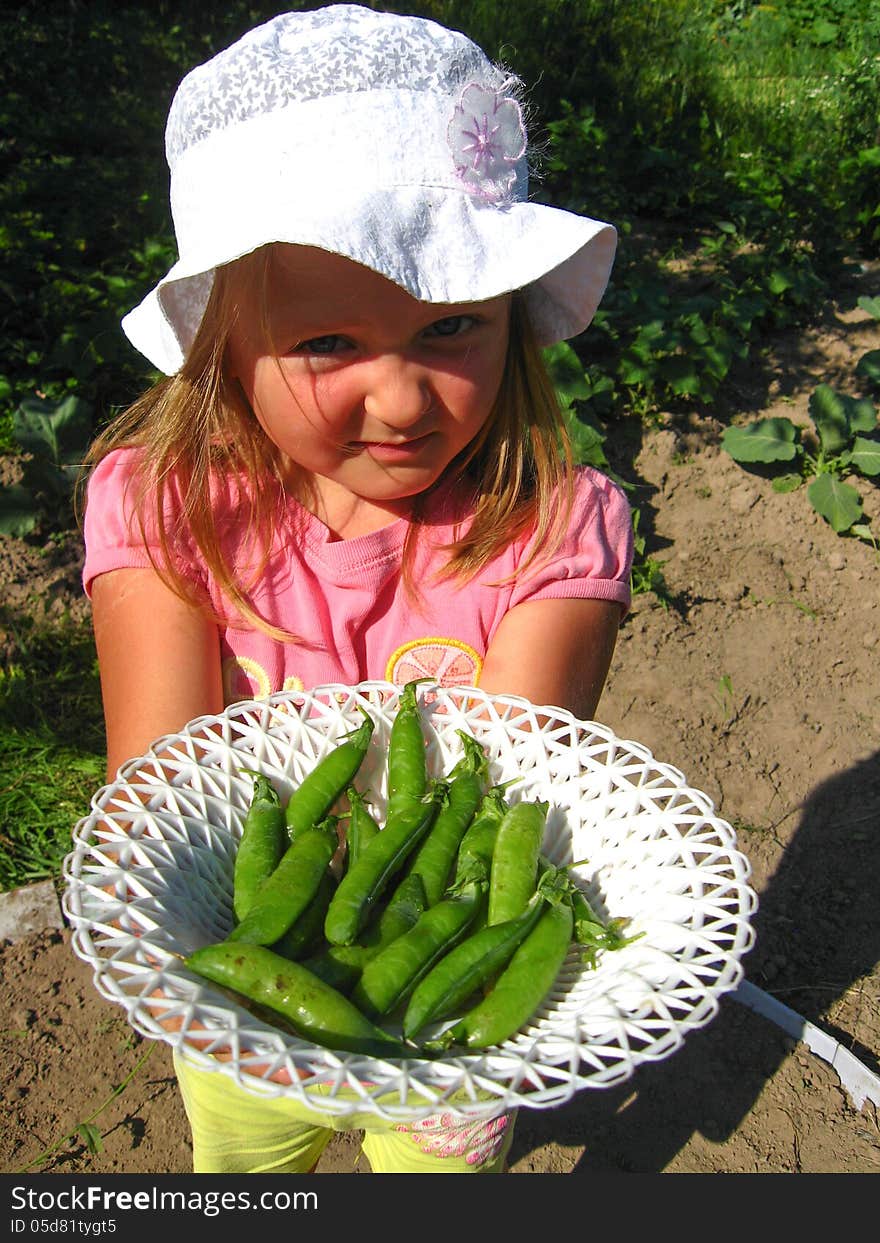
[396,1111,512,1165]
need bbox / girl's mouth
[351,433,435,460]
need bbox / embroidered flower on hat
[447,82,527,203]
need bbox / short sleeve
[507,466,634,614]
[81,447,201,598]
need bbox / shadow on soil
[509,749,880,1173]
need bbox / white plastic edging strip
[731,979,880,1111]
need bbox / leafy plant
[544,341,614,470]
[721,294,880,538]
[630,506,669,604]
[0,395,91,536]
[722,387,879,536]
[544,341,670,604]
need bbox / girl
[81,5,633,1174]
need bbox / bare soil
[1,264,878,1176]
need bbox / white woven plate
[62,681,757,1123]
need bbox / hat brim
[122,190,616,374]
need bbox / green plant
[544,342,671,605]
[0,619,105,891]
[544,341,615,470]
[0,395,91,536]
[16,1041,156,1173]
[713,673,735,718]
[722,296,880,537]
[630,507,670,604]
[722,387,880,536]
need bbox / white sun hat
[122,4,617,375]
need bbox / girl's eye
[424,315,475,339]
[292,335,348,355]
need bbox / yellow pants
[173,1050,516,1174]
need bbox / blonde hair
[81,246,575,638]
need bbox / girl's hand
[477,597,621,722]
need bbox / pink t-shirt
[82,448,633,706]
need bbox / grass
[0,616,105,891]
[15,1039,156,1172]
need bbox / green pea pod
[400,731,488,907]
[487,799,549,926]
[385,679,430,817]
[352,880,485,1018]
[403,888,549,1040]
[300,943,375,994]
[435,897,574,1050]
[452,784,511,886]
[271,869,337,961]
[285,706,374,839]
[233,773,287,923]
[345,786,380,869]
[228,817,339,945]
[361,872,428,948]
[324,784,445,946]
[185,942,404,1058]
[303,875,428,994]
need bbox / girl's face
[226,245,511,539]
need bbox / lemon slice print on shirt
[385,637,483,688]
[222,655,271,704]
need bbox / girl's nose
[362,356,433,429]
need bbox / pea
[302,874,428,994]
[323,784,445,946]
[385,679,430,817]
[486,799,549,926]
[233,772,287,923]
[361,872,428,948]
[227,816,339,946]
[402,888,548,1040]
[452,784,511,886]
[344,786,380,869]
[185,942,404,1058]
[351,879,485,1018]
[285,706,374,839]
[271,869,337,961]
[300,942,375,994]
[436,897,574,1050]
[398,731,488,907]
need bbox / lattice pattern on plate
[62,681,757,1122]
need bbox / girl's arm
[477,597,621,722]
[90,568,225,779]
